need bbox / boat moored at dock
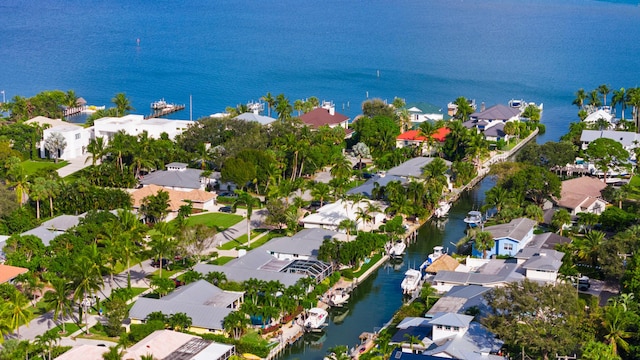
[387,240,406,258]
[463,210,483,227]
[434,201,451,218]
[328,288,350,307]
[304,308,329,332]
[420,246,446,271]
[400,269,422,294]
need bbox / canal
[280,176,497,360]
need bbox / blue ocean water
[1,0,639,142]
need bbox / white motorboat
[401,269,422,294]
[464,210,483,227]
[151,99,168,110]
[304,307,329,331]
[388,240,406,258]
[434,201,451,218]
[328,288,350,307]
[420,246,446,271]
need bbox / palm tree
[338,219,357,241]
[111,93,134,116]
[484,186,510,213]
[275,93,292,121]
[5,288,32,338]
[355,206,372,230]
[44,178,60,218]
[233,191,260,248]
[6,158,29,205]
[551,209,572,236]
[598,84,611,106]
[261,92,276,117]
[573,88,587,109]
[311,182,332,207]
[86,137,106,166]
[626,87,640,130]
[573,230,605,266]
[611,88,626,119]
[474,231,495,259]
[148,227,176,279]
[330,155,352,181]
[453,96,474,121]
[418,121,438,155]
[168,312,192,332]
[403,333,422,352]
[524,204,544,223]
[223,311,250,340]
[43,277,73,334]
[70,254,104,334]
[102,345,125,360]
[64,90,79,108]
[503,121,518,142]
[587,89,602,109]
[28,177,47,219]
[603,302,633,356]
[205,271,227,287]
[294,99,304,116]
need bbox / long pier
[145,104,186,119]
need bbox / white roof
[583,109,614,123]
[301,200,374,227]
[124,330,198,360]
[54,345,107,360]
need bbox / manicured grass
[21,159,68,176]
[149,268,180,279]
[629,175,640,187]
[209,256,235,265]
[217,230,261,250]
[353,253,384,278]
[52,322,82,336]
[185,213,243,231]
[28,297,50,316]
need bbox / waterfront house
[431,258,524,293]
[554,176,607,216]
[261,228,340,261]
[93,114,192,143]
[129,280,243,334]
[347,173,407,198]
[233,112,276,126]
[472,217,537,258]
[390,312,504,359]
[129,184,216,220]
[583,108,614,129]
[299,101,352,138]
[580,129,640,153]
[387,157,453,179]
[482,122,507,142]
[395,128,450,156]
[463,104,521,134]
[25,116,92,161]
[426,285,491,318]
[301,199,385,232]
[140,162,217,191]
[405,102,445,124]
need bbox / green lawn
[208,256,235,265]
[185,213,243,231]
[353,253,384,278]
[21,159,68,176]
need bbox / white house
[93,114,192,143]
[583,108,614,129]
[405,102,445,124]
[301,200,385,232]
[515,248,565,283]
[25,116,92,161]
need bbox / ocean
[1,0,640,142]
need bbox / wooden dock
[145,104,186,119]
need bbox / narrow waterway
[279,176,497,360]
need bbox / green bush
[128,320,166,342]
[342,268,354,280]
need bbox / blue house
[472,218,537,258]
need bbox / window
[445,326,451,330]
[504,244,513,251]
[453,327,459,331]
[436,325,443,329]
[75,133,80,140]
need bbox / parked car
[218,191,238,197]
[219,206,235,213]
[151,258,170,268]
[573,275,591,291]
[352,162,367,170]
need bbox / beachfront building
[299,101,352,138]
[93,114,192,143]
[395,128,450,156]
[233,112,276,126]
[140,162,218,191]
[583,108,615,129]
[405,102,445,124]
[390,312,504,358]
[301,199,385,232]
[579,129,640,154]
[25,116,92,161]
[129,280,243,334]
[463,104,521,136]
[554,176,608,216]
[472,217,537,258]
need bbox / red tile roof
[396,128,450,142]
[0,264,28,284]
[299,108,349,128]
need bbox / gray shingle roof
[433,260,524,286]
[483,123,506,138]
[41,214,82,231]
[484,217,536,242]
[580,130,640,147]
[429,312,473,327]
[162,280,242,308]
[193,263,305,287]
[129,297,233,330]
[234,112,276,126]
[470,104,521,121]
[263,228,339,258]
[386,157,452,178]
[346,174,406,198]
[520,250,564,271]
[141,168,207,189]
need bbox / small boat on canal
[304,307,329,332]
[387,240,406,258]
[463,210,483,227]
[400,269,422,294]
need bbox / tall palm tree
[35,330,61,360]
[44,178,60,218]
[6,158,29,205]
[418,121,438,156]
[573,230,605,266]
[603,302,632,356]
[294,99,304,116]
[573,88,587,109]
[311,182,332,207]
[275,93,292,122]
[611,88,626,119]
[626,87,640,131]
[102,345,125,360]
[330,155,352,181]
[85,137,106,166]
[111,93,134,116]
[43,277,73,334]
[70,254,104,334]
[5,288,32,338]
[148,227,176,279]
[475,231,495,259]
[338,219,357,241]
[551,209,572,236]
[261,92,276,117]
[484,186,511,213]
[233,191,260,248]
[453,96,474,121]
[587,89,602,109]
[28,177,47,219]
[598,84,611,106]
[223,311,250,340]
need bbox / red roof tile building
[395,128,450,155]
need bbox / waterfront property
[301,199,385,232]
[390,312,504,359]
[579,129,640,153]
[233,112,277,126]
[299,101,352,138]
[405,102,446,124]
[261,228,342,261]
[93,114,193,142]
[347,173,407,198]
[472,217,537,258]
[554,176,608,216]
[582,108,614,129]
[26,116,92,161]
[129,280,243,334]
[514,248,565,283]
[395,128,450,156]
[431,258,524,293]
[463,104,521,134]
[425,285,491,317]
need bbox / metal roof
[129,297,233,330]
[484,217,536,242]
[580,129,640,147]
[234,112,276,126]
[263,228,339,258]
[386,157,452,178]
[347,174,407,198]
[428,312,473,327]
[193,263,305,287]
